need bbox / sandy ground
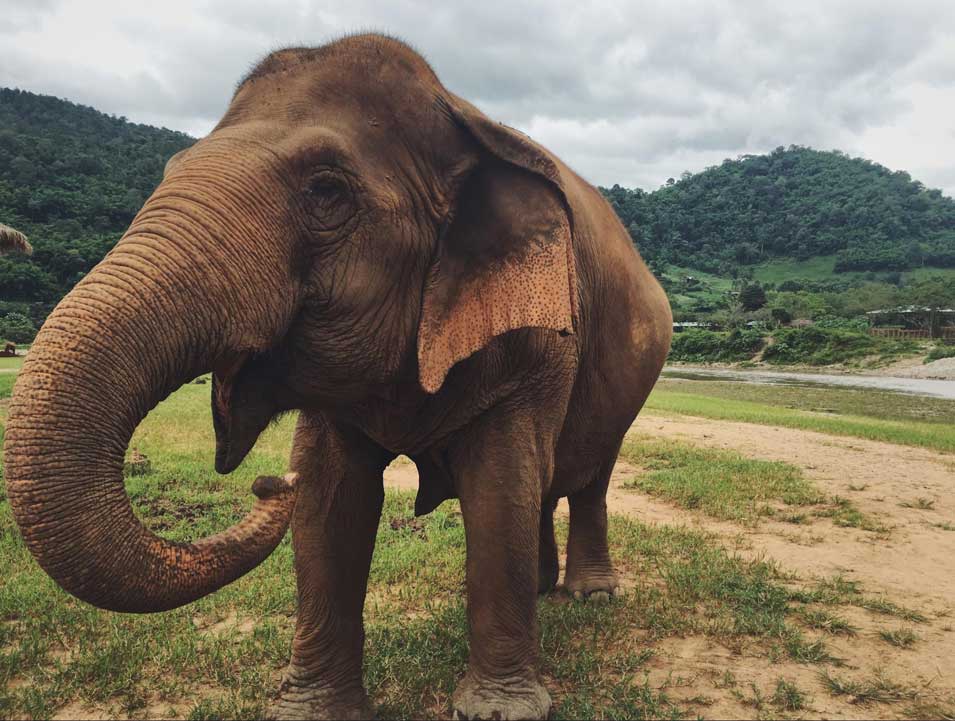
[382,413,955,719]
[877,355,955,380]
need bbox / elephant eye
[305,170,354,230]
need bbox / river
[662,366,955,400]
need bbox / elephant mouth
[212,350,285,474]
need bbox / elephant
[3,34,671,720]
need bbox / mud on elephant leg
[269,414,390,721]
[538,497,560,595]
[564,457,621,601]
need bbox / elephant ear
[417,95,579,394]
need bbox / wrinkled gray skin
[3,35,671,720]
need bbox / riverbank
[667,355,955,382]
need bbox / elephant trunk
[3,151,300,612]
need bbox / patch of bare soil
[631,414,955,610]
[383,416,955,719]
[623,414,955,719]
[52,684,241,720]
[191,609,258,638]
[384,456,420,492]
[881,356,955,380]
[52,701,113,720]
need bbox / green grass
[790,575,928,624]
[0,476,848,720]
[0,356,21,399]
[797,608,858,636]
[620,436,884,533]
[0,490,833,720]
[0,356,24,371]
[752,255,840,284]
[820,669,920,705]
[770,678,811,711]
[744,256,955,287]
[879,628,919,648]
[814,496,888,533]
[657,378,955,426]
[620,436,823,525]
[645,388,955,454]
[903,266,955,284]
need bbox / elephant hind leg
[563,453,622,600]
[538,497,560,594]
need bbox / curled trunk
[3,162,298,612]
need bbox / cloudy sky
[2,0,954,195]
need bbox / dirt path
[382,414,955,719]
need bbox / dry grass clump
[0,223,32,255]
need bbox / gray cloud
[1,0,953,194]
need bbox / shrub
[813,315,870,332]
[669,328,765,363]
[764,326,915,366]
[925,345,955,363]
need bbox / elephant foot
[564,566,621,602]
[452,671,551,720]
[267,674,374,721]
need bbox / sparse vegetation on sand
[620,435,884,532]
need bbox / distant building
[672,321,718,332]
[867,306,955,340]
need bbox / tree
[0,312,37,343]
[739,283,768,311]
[771,307,792,326]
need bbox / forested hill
[2,88,955,338]
[0,88,194,322]
[602,146,955,275]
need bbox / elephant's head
[2,35,577,612]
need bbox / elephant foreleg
[448,402,560,721]
[269,413,390,721]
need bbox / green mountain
[0,88,194,327]
[1,88,954,339]
[602,146,955,275]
